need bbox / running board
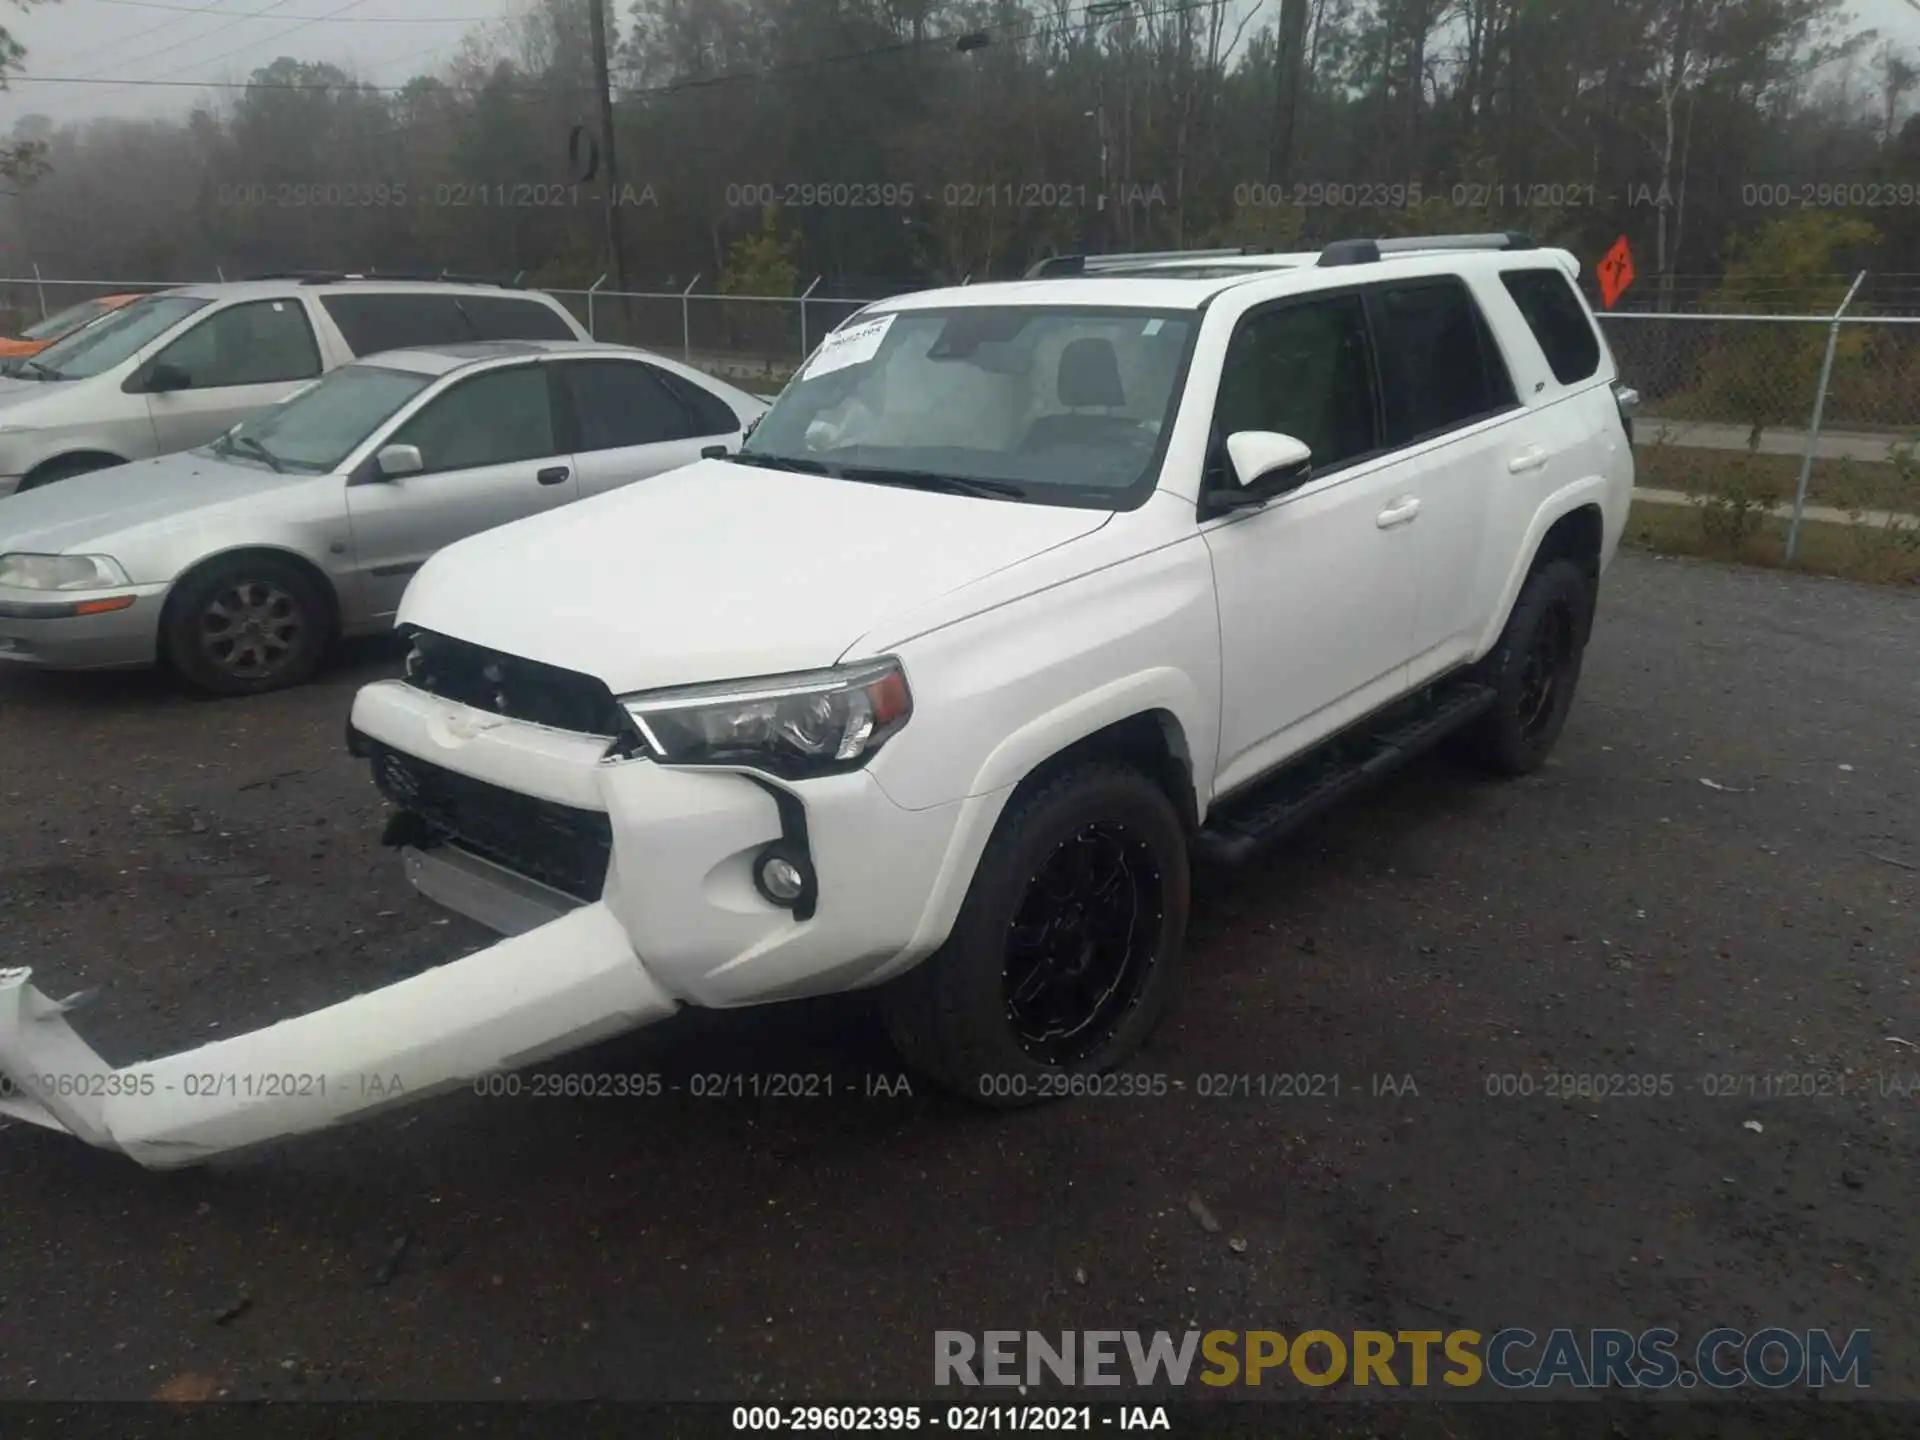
[1194,680,1496,867]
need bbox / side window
[389,367,555,473]
[320,294,472,356]
[560,360,698,450]
[460,295,579,341]
[1367,280,1516,446]
[657,370,741,436]
[1213,293,1378,473]
[1500,268,1602,385]
[152,299,321,389]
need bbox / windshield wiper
[837,466,1028,500]
[215,432,285,473]
[728,451,837,476]
[17,359,63,382]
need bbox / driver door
[140,298,326,453]
[343,363,578,622]
[1201,289,1421,798]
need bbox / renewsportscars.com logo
[934,1328,1873,1391]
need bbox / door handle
[1375,496,1421,529]
[536,465,570,486]
[1507,446,1549,474]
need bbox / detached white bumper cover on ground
[0,902,678,1169]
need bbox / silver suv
[0,275,590,495]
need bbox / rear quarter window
[1500,268,1602,385]
[319,292,579,356]
[458,295,579,342]
[320,294,474,356]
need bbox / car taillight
[1613,383,1640,446]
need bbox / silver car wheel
[199,579,306,681]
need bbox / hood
[0,449,296,556]
[401,457,1111,695]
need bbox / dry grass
[1635,443,1920,515]
[1625,497,1920,588]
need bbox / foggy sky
[1,0,1916,133]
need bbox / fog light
[757,854,806,904]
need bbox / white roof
[869,246,1582,315]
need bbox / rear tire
[1458,557,1593,776]
[162,554,332,696]
[879,762,1190,1106]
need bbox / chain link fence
[1597,286,1920,572]
[547,285,873,388]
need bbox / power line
[47,0,306,87]
[49,0,372,115]
[39,0,293,74]
[11,0,1230,101]
[82,0,498,18]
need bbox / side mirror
[143,361,192,394]
[700,443,730,459]
[1199,430,1313,518]
[374,443,424,479]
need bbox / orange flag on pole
[1596,236,1636,309]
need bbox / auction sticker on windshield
[801,312,894,380]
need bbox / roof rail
[1024,246,1262,279]
[1316,232,1537,267]
[238,269,525,289]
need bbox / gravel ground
[0,550,1914,1409]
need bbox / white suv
[0,235,1637,1167]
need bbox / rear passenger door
[343,363,576,621]
[1364,278,1530,682]
[138,298,327,452]
[553,357,739,498]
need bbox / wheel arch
[156,544,344,670]
[1477,486,1608,658]
[19,449,130,490]
[960,668,1210,831]
[996,708,1200,836]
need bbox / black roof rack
[239,268,528,289]
[1316,232,1536,267]
[1024,246,1266,279]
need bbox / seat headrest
[1057,337,1126,409]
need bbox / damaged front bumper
[0,901,678,1170]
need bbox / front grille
[401,627,629,737]
[364,739,612,901]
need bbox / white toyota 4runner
[0,234,1638,1167]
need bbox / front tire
[1459,556,1593,776]
[18,454,116,492]
[879,763,1191,1106]
[162,555,332,696]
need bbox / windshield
[742,305,1197,508]
[26,293,209,380]
[214,363,431,473]
[19,297,115,343]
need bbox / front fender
[862,535,1221,973]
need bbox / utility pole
[588,0,630,299]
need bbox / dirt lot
[0,551,1915,1411]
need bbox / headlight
[620,659,912,777]
[0,553,131,591]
